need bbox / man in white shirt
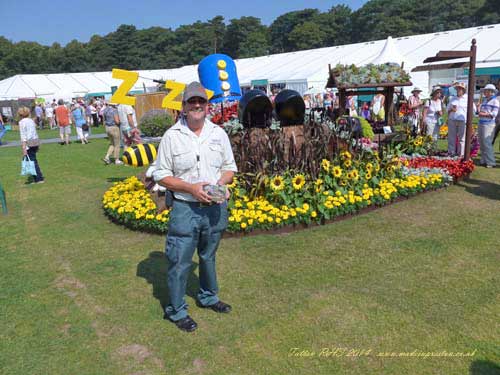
[117,104,141,146]
[153,82,237,332]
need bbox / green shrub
[355,116,375,140]
[139,110,175,137]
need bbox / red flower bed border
[406,158,474,180]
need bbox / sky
[0,0,367,46]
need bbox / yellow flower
[302,203,310,211]
[343,159,352,168]
[227,178,237,189]
[292,174,306,190]
[311,211,317,218]
[321,159,331,172]
[351,169,359,181]
[240,222,247,229]
[315,178,323,186]
[341,150,352,159]
[270,175,285,191]
[332,166,342,178]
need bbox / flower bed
[102,176,170,233]
[405,157,474,180]
[103,152,455,235]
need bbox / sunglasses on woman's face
[187,97,207,105]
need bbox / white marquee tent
[0,23,499,101]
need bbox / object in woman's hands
[203,184,227,203]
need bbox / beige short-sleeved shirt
[152,118,237,202]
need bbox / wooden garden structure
[326,64,412,127]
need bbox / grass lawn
[0,139,499,375]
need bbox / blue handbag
[21,155,37,176]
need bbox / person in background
[71,103,89,144]
[477,84,499,168]
[84,103,92,127]
[314,93,323,109]
[55,99,71,145]
[371,93,385,122]
[45,103,55,129]
[102,102,122,165]
[0,113,6,146]
[323,93,332,111]
[408,87,423,135]
[18,106,44,183]
[98,101,106,126]
[89,100,99,127]
[447,82,475,157]
[34,103,44,130]
[117,104,141,146]
[153,82,237,333]
[361,102,371,121]
[346,95,357,117]
[303,94,312,110]
[422,86,443,141]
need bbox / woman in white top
[371,93,385,121]
[447,82,475,157]
[18,106,44,183]
[45,103,55,129]
[423,86,443,141]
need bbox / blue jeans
[27,147,44,182]
[0,123,6,144]
[164,200,228,321]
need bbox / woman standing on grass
[71,103,89,144]
[18,107,44,183]
[102,103,122,165]
[447,82,475,157]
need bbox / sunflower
[365,171,372,180]
[292,174,306,190]
[344,159,352,168]
[332,165,343,178]
[270,175,285,191]
[351,169,360,181]
[365,162,373,171]
[321,159,331,172]
[341,150,352,160]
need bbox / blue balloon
[198,54,242,103]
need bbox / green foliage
[356,116,375,140]
[222,17,270,58]
[139,111,174,137]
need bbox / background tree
[221,17,269,58]
[268,9,320,53]
[288,21,326,50]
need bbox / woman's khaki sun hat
[453,81,466,90]
[411,87,422,93]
